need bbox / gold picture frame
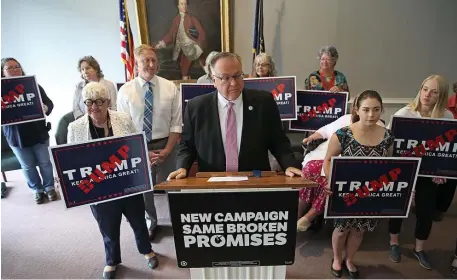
[135,0,231,53]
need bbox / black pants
[91,194,152,266]
[436,179,457,213]
[388,177,436,241]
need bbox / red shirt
[448,93,457,119]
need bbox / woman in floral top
[304,46,349,94]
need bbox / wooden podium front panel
[155,176,316,191]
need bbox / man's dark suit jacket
[177,88,300,173]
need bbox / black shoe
[148,226,160,242]
[389,244,401,263]
[147,255,159,269]
[1,182,7,198]
[34,192,45,204]
[433,211,443,222]
[343,260,360,279]
[46,189,58,201]
[330,259,342,278]
[413,249,432,270]
[102,266,117,279]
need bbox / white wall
[2,0,456,141]
[1,0,139,144]
[233,0,457,99]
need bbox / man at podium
[168,52,301,179]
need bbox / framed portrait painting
[135,0,231,81]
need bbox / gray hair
[317,45,339,65]
[82,82,109,100]
[252,53,277,77]
[209,52,243,75]
[204,51,220,74]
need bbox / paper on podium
[207,176,249,182]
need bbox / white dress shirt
[387,105,454,128]
[301,114,385,168]
[218,92,243,154]
[117,76,182,140]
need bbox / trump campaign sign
[243,76,297,120]
[1,76,45,126]
[390,116,457,179]
[168,190,298,268]
[290,90,348,132]
[49,133,153,209]
[180,83,215,119]
[324,157,421,218]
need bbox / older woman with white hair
[251,52,277,78]
[67,82,159,279]
[305,45,349,93]
[197,51,219,83]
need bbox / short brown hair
[134,44,157,59]
[78,56,104,80]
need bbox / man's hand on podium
[285,167,302,177]
[167,168,188,180]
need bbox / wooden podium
[156,173,316,280]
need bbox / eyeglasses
[213,72,244,83]
[256,63,270,68]
[84,99,107,106]
[320,58,335,62]
[4,66,21,71]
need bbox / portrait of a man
[155,0,207,80]
[143,0,227,81]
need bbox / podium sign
[168,190,298,268]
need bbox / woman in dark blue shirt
[1,57,56,204]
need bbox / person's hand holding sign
[148,151,160,166]
[153,149,170,164]
[329,86,342,93]
[324,182,333,195]
[432,177,447,185]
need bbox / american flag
[252,0,265,63]
[119,0,135,81]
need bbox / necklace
[90,115,111,138]
[92,119,108,128]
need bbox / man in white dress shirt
[117,44,182,240]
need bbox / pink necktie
[225,102,238,172]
